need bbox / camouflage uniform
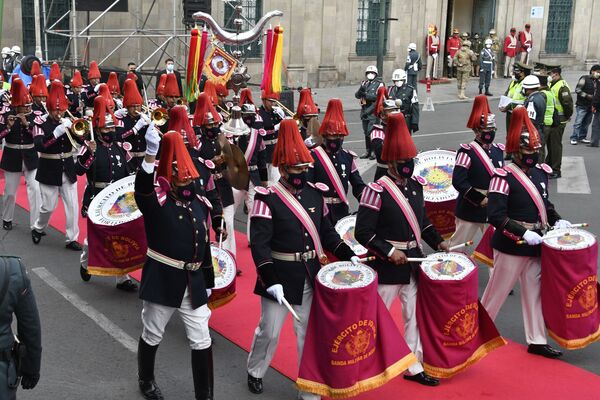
[453,43,477,99]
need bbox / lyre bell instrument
[217,104,231,121]
[220,106,248,137]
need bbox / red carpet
[7,176,600,398]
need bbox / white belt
[483,61,493,64]
[93,181,111,189]
[376,163,388,169]
[263,139,278,145]
[248,165,258,171]
[130,151,146,158]
[4,143,34,150]
[388,240,419,250]
[146,248,203,271]
[39,151,75,160]
[324,197,344,205]
[271,250,316,262]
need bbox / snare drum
[208,244,237,310]
[541,228,600,349]
[334,216,368,257]
[317,261,375,290]
[414,150,458,238]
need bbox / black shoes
[527,344,563,359]
[3,220,12,230]
[66,241,83,251]
[138,339,163,400]
[139,380,164,400]
[587,143,599,148]
[31,229,43,244]
[403,372,440,386]
[247,374,263,394]
[368,154,376,160]
[80,265,91,282]
[549,172,561,179]
[116,279,138,292]
[359,152,371,159]
[485,91,493,96]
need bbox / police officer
[307,99,365,225]
[449,95,504,248]
[355,65,384,159]
[453,40,476,100]
[258,90,284,182]
[532,65,556,167]
[0,256,42,400]
[546,65,573,178]
[388,69,420,134]
[246,120,358,399]
[404,43,422,90]
[479,39,496,96]
[500,62,532,129]
[115,79,151,170]
[486,29,502,78]
[522,75,547,143]
[355,112,448,387]
[135,130,216,400]
[482,106,568,359]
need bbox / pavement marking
[32,267,138,353]
[344,129,472,143]
[355,158,375,175]
[557,156,591,194]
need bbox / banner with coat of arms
[203,47,237,85]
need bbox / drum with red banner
[417,252,506,378]
[208,244,237,310]
[414,149,458,238]
[541,228,600,349]
[87,175,147,276]
[297,262,416,399]
[334,216,368,256]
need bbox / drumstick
[218,216,225,249]
[281,296,301,321]
[358,256,376,262]
[448,240,474,251]
[406,257,444,263]
[550,222,589,230]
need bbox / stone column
[317,0,339,87]
[286,0,307,88]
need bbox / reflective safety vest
[550,79,571,115]
[507,80,525,101]
[541,89,555,126]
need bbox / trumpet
[141,106,168,126]
[176,98,186,106]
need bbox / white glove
[144,123,161,156]
[351,256,360,266]
[522,230,543,245]
[491,70,495,77]
[134,117,149,132]
[138,112,151,124]
[115,98,123,109]
[527,47,532,53]
[273,107,285,120]
[53,124,67,138]
[554,219,572,229]
[114,108,128,118]
[206,289,212,298]
[432,53,438,59]
[94,84,101,93]
[266,284,284,305]
[273,123,280,132]
[60,118,73,130]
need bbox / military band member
[246,120,358,399]
[135,131,216,400]
[449,95,504,247]
[355,65,384,159]
[106,71,123,110]
[0,78,40,231]
[48,62,62,84]
[82,60,102,109]
[31,81,81,250]
[76,96,138,291]
[66,70,85,118]
[29,74,48,115]
[149,73,168,109]
[307,99,365,225]
[116,78,150,170]
[388,69,420,134]
[481,106,568,359]
[355,112,449,387]
[371,86,400,181]
[296,88,319,141]
[258,89,284,183]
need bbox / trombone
[141,105,168,127]
[217,104,230,120]
[271,99,297,120]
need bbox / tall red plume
[49,62,62,82]
[156,74,167,96]
[70,70,84,87]
[296,88,318,119]
[272,119,313,166]
[106,72,120,94]
[374,86,388,119]
[192,92,222,126]
[466,95,491,129]
[239,88,254,106]
[88,60,101,79]
[156,131,200,183]
[202,80,219,105]
[168,105,198,148]
[505,106,541,153]
[29,74,49,97]
[163,73,180,97]
[30,61,42,77]
[381,113,417,161]
[47,81,68,111]
[319,98,349,136]
[122,78,143,107]
[10,79,31,107]
[92,95,117,128]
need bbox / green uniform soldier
[471,33,483,77]
[453,40,477,100]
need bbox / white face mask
[485,44,491,49]
[366,73,376,81]
[166,63,174,72]
[547,76,553,84]
[394,81,404,87]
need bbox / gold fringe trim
[88,264,143,277]
[471,251,494,268]
[208,293,236,310]
[548,325,600,350]
[442,232,454,240]
[423,336,507,379]
[295,353,417,399]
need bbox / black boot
[479,87,483,95]
[138,338,163,400]
[192,347,214,400]
[360,135,372,159]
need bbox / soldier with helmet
[355,65,384,159]
[0,47,11,73]
[404,43,422,90]
[453,40,476,100]
[482,106,569,360]
[479,38,496,96]
[471,33,483,77]
[388,69,420,134]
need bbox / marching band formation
[0,57,597,400]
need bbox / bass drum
[20,55,42,76]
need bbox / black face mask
[204,126,220,139]
[286,170,307,190]
[325,138,343,153]
[101,131,115,143]
[479,129,496,144]
[520,152,539,167]
[242,117,255,127]
[175,182,196,201]
[396,159,415,178]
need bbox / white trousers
[267,163,280,186]
[247,280,319,400]
[504,56,515,77]
[33,174,79,242]
[221,204,236,257]
[232,181,257,239]
[79,238,130,283]
[141,288,212,350]
[377,279,425,375]
[448,217,486,248]
[2,163,40,229]
[481,250,547,344]
[426,54,439,79]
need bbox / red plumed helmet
[381,113,417,161]
[29,61,42,77]
[272,119,313,167]
[29,74,49,98]
[122,79,143,107]
[505,106,541,153]
[88,60,101,79]
[374,86,388,119]
[192,92,222,127]
[92,95,117,128]
[70,70,84,87]
[126,72,137,82]
[156,131,200,183]
[319,98,349,136]
[296,88,318,119]
[49,62,62,82]
[215,82,229,97]
[261,88,280,101]
[97,84,115,110]
[239,88,254,106]
[106,72,120,94]
[466,94,492,129]
[47,81,68,111]
[10,79,31,107]
[168,105,198,148]
[156,74,167,96]
[163,73,180,97]
[202,80,219,105]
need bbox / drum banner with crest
[296,262,416,399]
[541,228,600,349]
[416,253,506,378]
[86,175,147,276]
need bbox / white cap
[484,38,493,45]
[10,45,21,54]
[521,75,540,89]
[392,69,407,81]
[1,47,10,55]
[408,43,417,51]
[365,65,378,75]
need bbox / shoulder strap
[0,257,10,307]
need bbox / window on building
[22,0,70,61]
[224,0,263,59]
[545,0,573,54]
[356,0,390,57]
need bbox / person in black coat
[155,58,183,98]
